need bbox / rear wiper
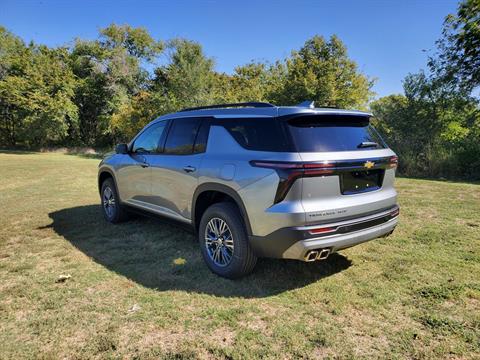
[357,141,379,148]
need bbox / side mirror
[115,143,129,154]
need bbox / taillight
[388,155,398,169]
[250,160,335,203]
[250,156,396,204]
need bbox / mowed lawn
[0,152,479,359]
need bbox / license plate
[340,169,384,195]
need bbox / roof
[155,102,373,122]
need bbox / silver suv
[98,102,399,278]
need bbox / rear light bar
[250,161,335,174]
[250,156,398,204]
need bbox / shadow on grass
[45,205,352,298]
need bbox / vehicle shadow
[45,205,352,298]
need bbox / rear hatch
[286,113,398,224]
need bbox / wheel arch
[98,168,120,199]
[192,183,252,236]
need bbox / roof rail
[180,102,276,112]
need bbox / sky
[0,0,459,98]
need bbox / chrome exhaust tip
[304,250,319,262]
[317,248,331,260]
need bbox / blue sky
[1,0,458,98]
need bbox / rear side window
[164,117,202,155]
[193,120,210,154]
[286,115,387,152]
[221,118,292,152]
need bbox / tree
[434,0,480,91]
[0,27,29,146]
[70,24,163,146]
[0,28,77,147]
[111,39,217,139]
[110,90,166,141]
[222,62,286,103]
[153,39,216,109]
[19,46,78,146]
[371,71,480,178]
[273,35,374,108]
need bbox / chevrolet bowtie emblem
[364,161,375,169]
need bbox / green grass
[0,151,479,359]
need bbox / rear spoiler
[284,113,372,126]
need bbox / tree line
[0,0,479,180]
[0,25,373,147]
[372,0,480,180]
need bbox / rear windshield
[286,115,387,152]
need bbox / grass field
[0,151,479,359]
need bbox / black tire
[100,178,129,223]
[199,202,257,279]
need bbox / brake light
[388,155,398,169]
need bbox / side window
[222,118,292,152]
[164,118,202,155]
[132,121,167,154]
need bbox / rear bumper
[249,206,399,261]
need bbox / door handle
[183,165,196,173]
[136,154,149,168]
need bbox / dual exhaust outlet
[304,248,331,262]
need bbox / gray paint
[98,104,398,260]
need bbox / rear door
[148,117,209,221]
[285,114,398,224]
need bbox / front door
[116,120,168,205]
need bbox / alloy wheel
[103,186,116,218]
[205,217,234,267]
